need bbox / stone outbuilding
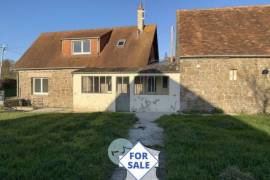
[176,5,270,114]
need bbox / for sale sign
[119,142,158,180]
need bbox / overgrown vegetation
[0,59,17,97]
[0,112,136,179]
[2,79,16,97]
[157,114,270,180]
[1,59,16,80]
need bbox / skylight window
[117,39,126,48]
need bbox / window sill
[72,52,91,55]
[81,92,112,95]
[33,93,48,96]
[134,94,169,96]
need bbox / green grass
[0,112,136,179]
[157,114,270,180]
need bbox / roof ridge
[41,24,157,35]
[41,28,112,35]
[177,4,270,12]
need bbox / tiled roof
[73,62,179,74]
[176,5,270,56]
[15,25,158,69]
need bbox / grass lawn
[0,112,136,179]
[157,114,270,180]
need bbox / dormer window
[72,40,91,55]
[117,39,126,48]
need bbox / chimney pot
[137,0,145,33]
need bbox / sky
[1,0,270,61]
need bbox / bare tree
[1,59,16,80]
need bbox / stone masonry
[18,69,76,108]
[179,58,270,114]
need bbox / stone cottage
[14,2,181,112]
[177,5,270,114]
[14,3,270,114]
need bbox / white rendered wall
[130,73,180,112]
[73,73,180,112]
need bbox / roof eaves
[13,67,85,71]
[176,4,270,12]
[177,54,270,59]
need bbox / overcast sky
[1,0,269,61]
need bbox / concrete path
[128,112,167,146]
[111,112,169,180]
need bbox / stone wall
[18,69,76,108]
[179,58,270,114]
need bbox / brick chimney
[137,0,145,33]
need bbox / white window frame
[72,40,91,55]
[147,76,156,93]
[229,69,237,81]
[81,76,112,94]
[116,76,129,94]
[33,78,48,95]
[134,76,169,95]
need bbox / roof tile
[15,25,158,69]
[176,5,270,56]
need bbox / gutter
[177,55,270,59]
[72,70,179,74]
[13,67,85,71]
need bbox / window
[116,77,129,94]
[134,76,169,95]
[72,40,91,55]
[147,77,156,93]
[94,77,99,93]
[117,39,126,48]
[163,76,168,88]
[82,76,112,93]
[32,78,48,95]
[229,69,237,81]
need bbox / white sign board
[119,142,158,180]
